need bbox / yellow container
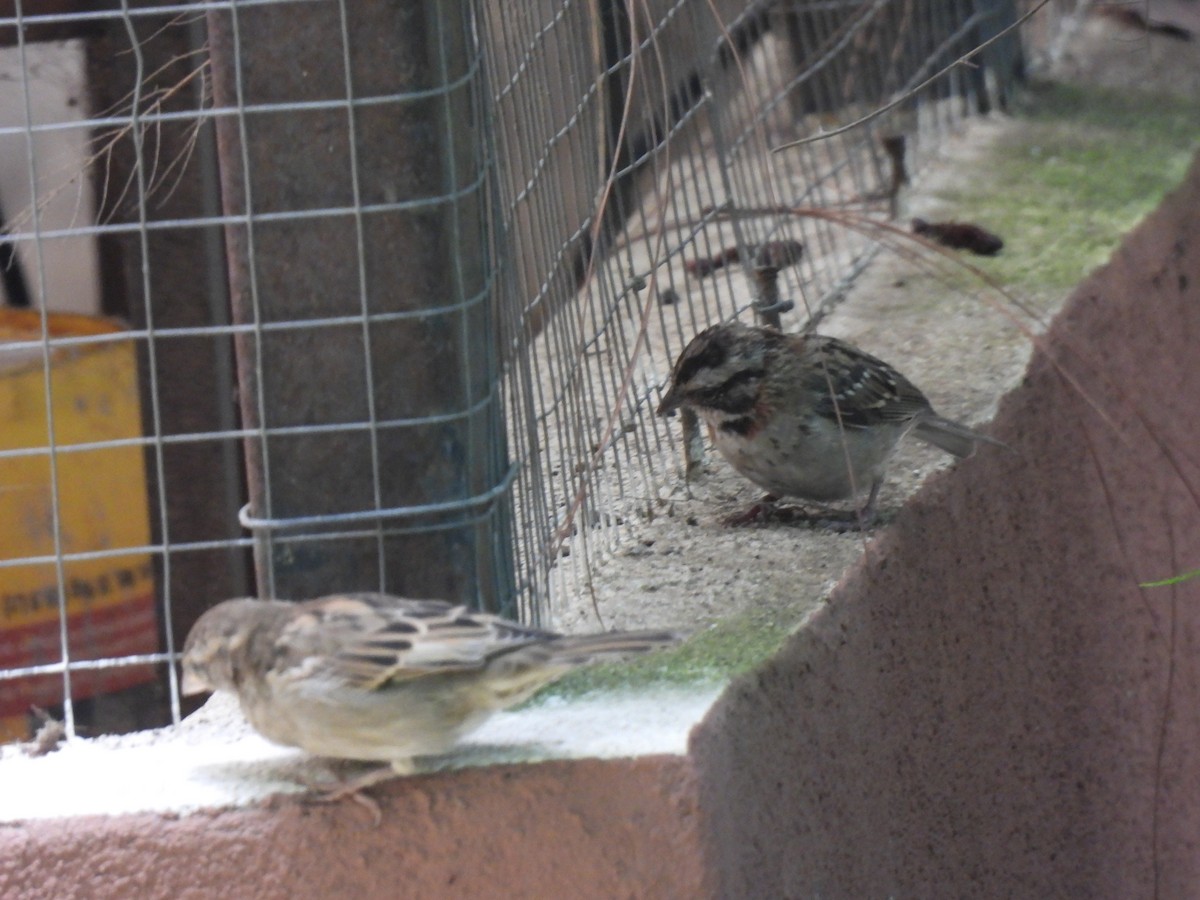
[0,310,157,741]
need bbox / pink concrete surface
[0,757,708,898]
[691,151,1200,896]
[2,156,1197,900]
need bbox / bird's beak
[657,383,683,416]
[180,669,209,696]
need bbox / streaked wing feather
[270,592,679,694]
[804,336,931,426]
[286,593,554,690]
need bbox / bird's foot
[803,508,875,533]
[724,495,881,532]
[300,760,414,825]
[722,495,780,526]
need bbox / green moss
[929,81,1200,295]
[531,607,801,702]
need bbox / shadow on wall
[691,150,1200,897]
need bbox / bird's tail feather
[546,630,684,666]
[479,630,684,707]
[913,415,1008,459]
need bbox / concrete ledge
[0,686,718,897]
[0,687,720,821]
[1,755,708,898]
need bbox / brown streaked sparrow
[657,320,1003,526]
[182,593,681,791]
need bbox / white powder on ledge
[0,684,721,821]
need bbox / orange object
[0,310,157,740]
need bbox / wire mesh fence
[0,0,1077,744]
[484,0,1051,622]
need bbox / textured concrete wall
[690,150,1200,898]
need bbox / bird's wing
[801,335,932,427]
[275,592,554,690]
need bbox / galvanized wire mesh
[485,0,1055,621]
[0,0,1077,743]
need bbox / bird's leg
[806,479,883,532]
[856,477,883,528]
[301,759,417,825]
